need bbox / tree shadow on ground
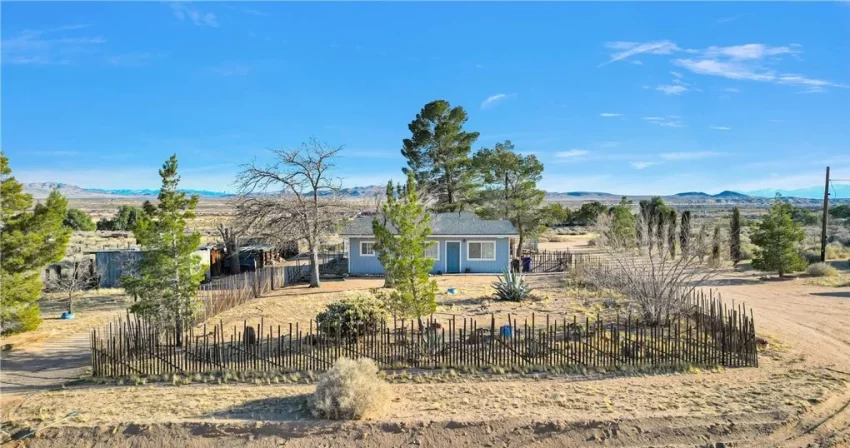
[810,291,850,299]
[0,347,91,393]
[205,395,315,422]
[690,278,764,287]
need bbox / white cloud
[656,84,689,95]
[170,3,219,27]
[670,71,683,78]
[599,40,680,66]
[481,93,514,109]
[709,126,731,131]
[673,58,774,82]
[660,151,721,160]
[643,116,684,128]
[703,44,797,61]
[1,27,106,65]
[631,161,660,170]
[721,87,740,93]
[555,149,590,159]
[599,113,622,117]
[672,43,847,93]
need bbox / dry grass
[1,289,130,349]
[4,363,845,428]
[204,274,626,334]
[806,262,838,277]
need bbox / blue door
[446,242,461,273]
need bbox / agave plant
[492,269,532,302]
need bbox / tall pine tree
[372,172,438,328]
[1,155,70,333]
[123,155,204,344]
[401,100,480,212]
[473,141,545,256]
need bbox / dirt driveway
[3,271,850,447]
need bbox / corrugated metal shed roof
[340,212,518,236]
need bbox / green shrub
[63,208,96,231]
[316,295,387,339]
[309,357,389,420]
[492,269,532,302]
[806,262,838,277]
[739,243,755,261]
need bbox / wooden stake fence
[91,291,757,378]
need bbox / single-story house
[341,212,518,275]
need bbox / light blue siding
[347,237,511,276]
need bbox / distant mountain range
[745,184,850,200]
[22,182,849,202]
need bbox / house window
[360,241,376,256]
[424,242,439,260]
[467,241,496,260]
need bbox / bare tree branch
[235,139,355,287]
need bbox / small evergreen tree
[372,172,438,329]
[1,156,70,333]
[608,197,636,243]
[667,208,677,258]
[711,224,722,263]
[122,155,204,344]
[730,207,742,265]
[751,196,806,277]
[679,211,691,257]
[64,208,96,231]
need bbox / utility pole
[820,166,830,263]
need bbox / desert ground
[2,263,849,447]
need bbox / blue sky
[2,2,849,195]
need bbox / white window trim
[424,240,440,261]
[444,240,462,273]
[360,240,376,257]
[466,240,497,261]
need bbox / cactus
[492,269,532,302]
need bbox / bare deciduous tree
[44,259,96,314]
[578,211,721,324]
[236,139,353,288]
[216,221,242,275]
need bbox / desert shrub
[801,248,821,264]
[826,242,850,260]
[316,295,387,339]
[492,269,532,301]
[806,262,837,277]
[309,357,389,420]
[739,243,755,261]
[830,225,850,246]
[583,212,720,324]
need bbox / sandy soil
[205,274,623,338]
[3,270,850,447]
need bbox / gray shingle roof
[340,212,518,236]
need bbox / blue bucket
[447,288,457,295]
[499,325,513,338]
[61,312,75,320]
